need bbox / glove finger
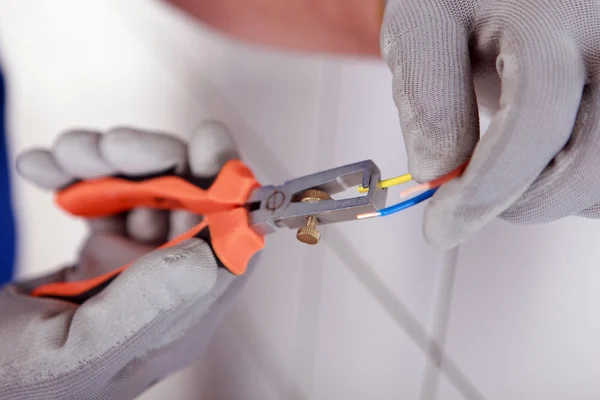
[381,1,479,182]
[99,128,188,242]
[17,142,129,236]
[501,86,600,223]
[51,130,117,179]
[188,120,240,177]
[15,148,73,189]
[168,210,203,241]
[127,208,170,244]
[87,215,127,235]
[99,127,188,175]
[424,38,585,248]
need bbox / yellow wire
[358,173,413,193]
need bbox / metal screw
[266,190,285,211]
[296,189,331,245]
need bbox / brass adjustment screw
[296,189,331,245]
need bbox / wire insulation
[380,189,437,216]
[399,163,467,198]
[357,189,437,219]
[357,173,412,193]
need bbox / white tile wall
[438,375,468,400]
[312,247,427,399]
[444,219,600,400]
[3,1,600,400]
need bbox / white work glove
[382,0,600,248]
[0,122,252,400]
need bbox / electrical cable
[356,189,437,219]
[355,162,468,220]
[399,163,467,198]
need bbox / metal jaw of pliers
[247,160,388,243]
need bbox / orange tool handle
[56,162,257,218]
[31,160,265,301]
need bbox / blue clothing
[0,65,16,285]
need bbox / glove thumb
[381,1,479,182]
[70,234,156,282]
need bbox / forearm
[164,0,383,56]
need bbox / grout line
[420,247,460,400]
[227,304,309,399]
[289,60,342,398]
[290,241,327,399]
[326,229,487,400]
[108,5,486,399]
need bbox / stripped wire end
[356,211,381,220]
[356,189,437,219]
[358,173,412,193]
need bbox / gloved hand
[0,122,253,400]
[381,0,600,248]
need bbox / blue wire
[378,189,438,217]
